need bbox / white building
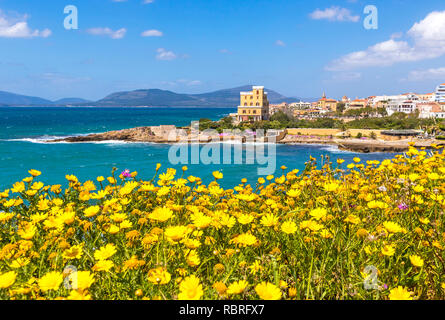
[418,102,445,119]
[289,101,312,109]
[386,100,418,116]
[435,83,445,103]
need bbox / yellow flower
[367,200,388,209]
[147,267,171,285]
[164,226,188,242]
[186,250,201,267]
[92,260,114,272]
[178,275,203,300]
[255,282,282,300]
[69,271,95,291]
[63,245,83,260]
[28,169,42,177]
[192,213,212,229]
[310,208,327,221]
[428,172,439,180]
[281,221,298,234]
[17,223,37,240]
[388,286,412,300]
[9,257,31,269]
[383,221,403,233]
[230,233,257,247]
[323,182,339,192]
[94,244,117,261]
[381,244,395,256]
[237,214,254,225]
[213,281,227,295]
[248,260,263,275]
[212,171,223,180]
[344,214,361,225]
[38,271,63,292]
[11,181,25,193]
[287,189,301,198]
[68,290,92,300]
[0,271,17,289]
[84,206,100,218]
[227,280,249,295]
[409,255,424,268]
[260,213,279,227]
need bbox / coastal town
[52,84,445,153]
[230,84,445,123]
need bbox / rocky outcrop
[336,142,408,153]
[336,139,445,153]
[48,125,445,153]
[50,126,182,143]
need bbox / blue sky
[1,0,445,101]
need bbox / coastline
[46,125,445,153]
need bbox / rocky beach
[48,125,445,153]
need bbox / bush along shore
[0,145,444,300]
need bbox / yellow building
[237,86,270,122]
[317,92,338,112]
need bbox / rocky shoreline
[48,125,445,153]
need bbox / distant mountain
[0,86,301,107]
[92,85,300,107]
[94,89,201,107]
[0,91,53,106]
[53,98,91,105]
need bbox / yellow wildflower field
[0,146,444,300]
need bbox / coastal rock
[336,139,444,153]
[50,126,183,143]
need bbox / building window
[244,103,247,106]
[243,110,246,114]
[256,103,260,106]
[253,110,257,114]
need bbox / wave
[318,145,354,154]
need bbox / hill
[0,86,301,107]
[0,91,53,106]
[92,85,300,107]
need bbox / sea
[0,107,398,189]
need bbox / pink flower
[121,169,132,178]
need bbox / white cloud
[142,0,154,3]
[0,10,51,38]
[156,48,177,60]
[34,72,91,84]
[309,6,359,22]
[161,79,202,86]
[177,79,202,86]
[332,72,362,81]
[327,11,445,71]
[86,27,127,39]
[141,29,163,37]
[402,67,445,81]
[275,40,286,47]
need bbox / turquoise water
[0,107,397,189]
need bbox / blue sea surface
[0,107,398,189]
